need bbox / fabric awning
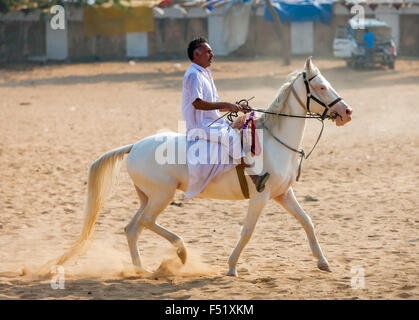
[264,0,333,25]
[83,6,155,36]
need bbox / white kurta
[182,63,242,200]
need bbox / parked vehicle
[333,18,397,69]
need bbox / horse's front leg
[275,188,331,272]
[227,192,270,277]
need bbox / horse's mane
[258,61,320,129]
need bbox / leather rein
[233,71,343,181]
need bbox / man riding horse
[37,50,353,278]
[182,37,270,200]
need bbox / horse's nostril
[346,108,352,115]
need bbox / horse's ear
[304,56,313,73]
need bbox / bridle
[235,71,344,181]
[301,72,342,120]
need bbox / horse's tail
[37,144,134,277]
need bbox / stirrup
[256,172,270,193]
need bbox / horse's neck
[266,77,307,151]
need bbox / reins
[262,118,324,181]
[213,71,343,181]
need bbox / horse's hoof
[177,246,187,264]
[134,266,152,276]
[226,268,238,277]
[318,262,331,272]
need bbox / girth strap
[236,165,250,199]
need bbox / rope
[262,119,324,182]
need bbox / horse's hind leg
[139,188,188,264]
[124,185,149,273]
[147,221,188,264]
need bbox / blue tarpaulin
[264,0,333,25]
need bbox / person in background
[363,28,376,69]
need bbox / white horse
[40,58,352,277]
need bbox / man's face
[193,42,214,68]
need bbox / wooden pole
[263,0,291,66]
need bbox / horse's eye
[320,86,326,90]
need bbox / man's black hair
[187,37,208,61]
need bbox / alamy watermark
[50,5,65,30]
[350,5,365,30]
[50,265,65,290]
[350,266,365,289]
[153,121,264,175]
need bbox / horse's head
[303,57,352,126]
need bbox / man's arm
[192,98,246,113]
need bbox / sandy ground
[0,56,418,300]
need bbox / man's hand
[219,102,248,113]
[193,98,248,113]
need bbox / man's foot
[251,172,270,193]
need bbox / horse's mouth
[330,111,350,126]
[329,104,352,126]
[329,111,341,121]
